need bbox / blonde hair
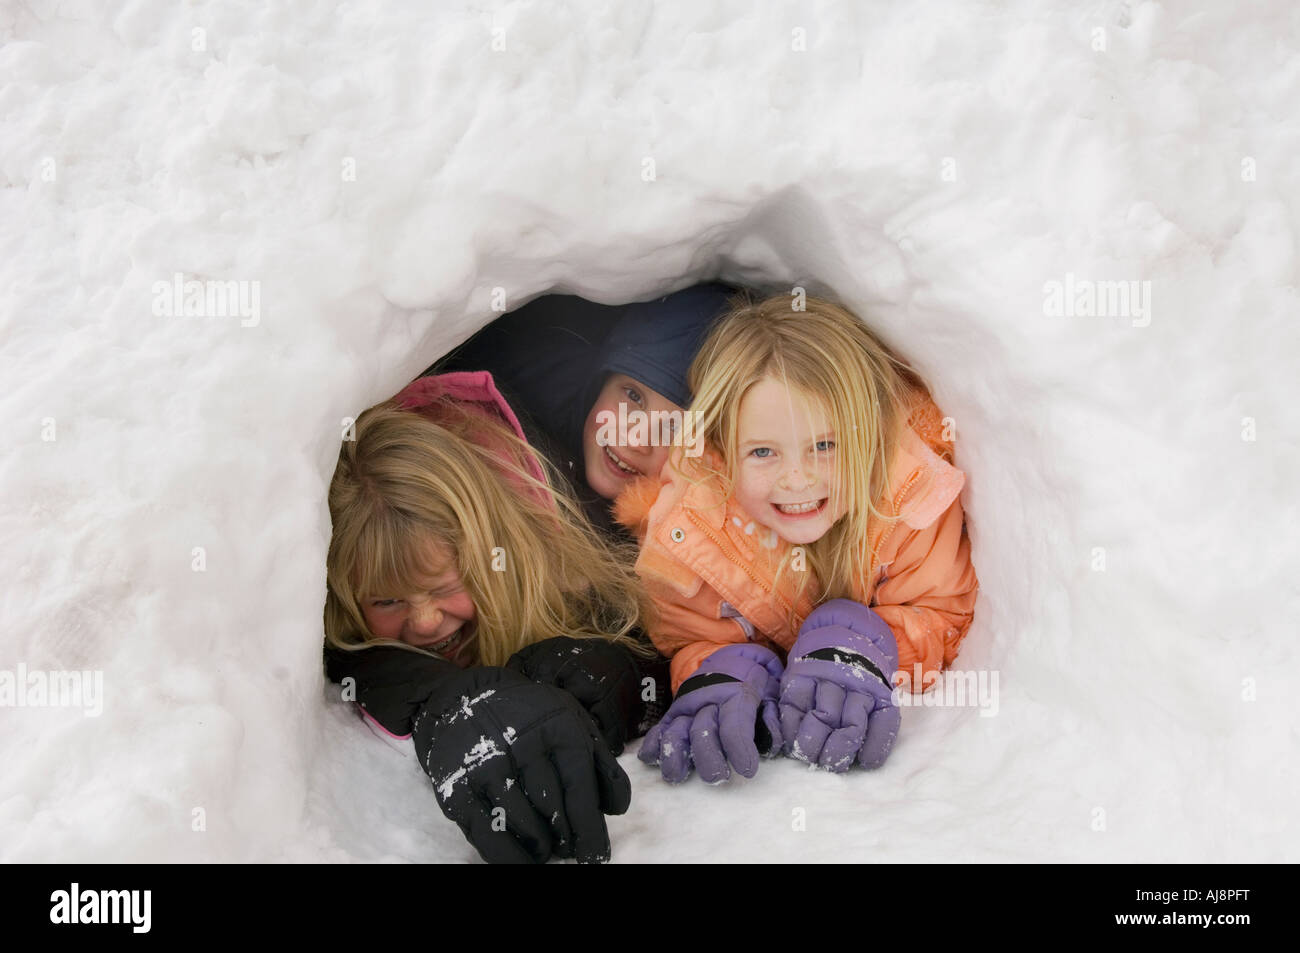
[324,397,646,666]
[682,291,925,615]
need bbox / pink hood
[392,370,552,510]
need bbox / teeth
[429,627,469,652]
[604,445,640,475]
[776,500,822,514]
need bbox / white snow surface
[1,0,1296,862]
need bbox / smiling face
[582,374,684,499]
[359,545,478,666]
[733,375,847,546]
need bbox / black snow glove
[411,665,632,864]
[506,636,645,755]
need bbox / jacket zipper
[685,510,795,621]
[869,468,924,576]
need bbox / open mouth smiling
[602,444,642,476]
[773,499,828,516]
[418,624,473,655]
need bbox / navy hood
[563,282,736,461]
[594,282,737,409]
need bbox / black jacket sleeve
[323,641,460,737]
[324,634,671,744]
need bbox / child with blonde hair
[324,371,657,862]
[615,293,978,783]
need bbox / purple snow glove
[779,599,901,771]
[637,644,784,784]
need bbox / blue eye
[815,440,836,452]
[750,447,773,459]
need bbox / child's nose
[780,465,812,491]
[408,602,444,635]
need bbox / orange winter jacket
[613,390,979,696]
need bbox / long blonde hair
[324,398,645,665]
[681,291,924,614]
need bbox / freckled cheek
[734,469,774,510]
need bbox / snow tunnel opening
[320,185,1011,711]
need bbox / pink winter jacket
[613,389,979,695]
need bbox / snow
[1,0,1297,863]
[433,736,506,801]
[449,689,496,723]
